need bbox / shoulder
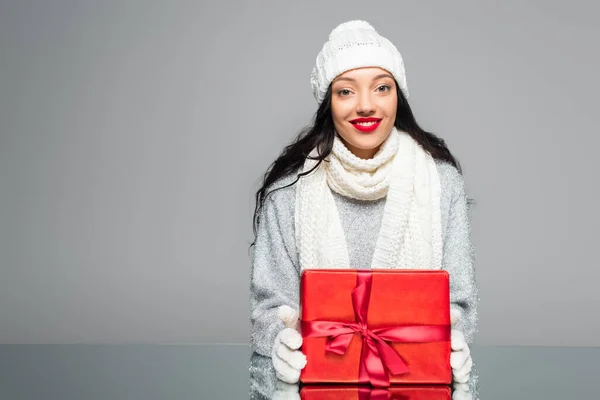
[435,159,463,185]
[261,169,300,216]
[264,170,299,201]
[434,159,468,206]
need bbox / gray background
[0,0,598,346]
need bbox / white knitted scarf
[294,127,443,271]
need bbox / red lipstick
[350,117,382,133]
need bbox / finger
[273,353,301,384]
[276,344,307,370]
[451,329,467,351]
[456,355,473,378]
[453,358,472,383]
[453,366,470,384]
[450,308,462,327]
[278,305,300,329]
[280,328,303,350]
[450,348,469,370]
[453,370,470,384]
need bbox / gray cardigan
[249,159,480,398]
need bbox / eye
[337,89,351,96]
[377,85,391,92]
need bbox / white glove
[450,308,473,384]
[272,381,300,400]
[271,305,307,384]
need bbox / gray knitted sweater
[249,159,480,398]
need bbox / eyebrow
[333,73,394,83]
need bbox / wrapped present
[300,269,451,386]
[300,385,451,400]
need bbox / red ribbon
[358,387,410,400]
[302,271,450,387]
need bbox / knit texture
[249,159,479,398]
[295,127,442,272]
[310,20,409,104]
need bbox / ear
[278,305,300,329]
[450,308,462,326]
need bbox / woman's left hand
[450,309,473,384]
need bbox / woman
[249,20,479,399]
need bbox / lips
[350,117,382,133]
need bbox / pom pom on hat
[310,20,409,104]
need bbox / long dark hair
[250,80,464,248]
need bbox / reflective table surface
[0,344,597,399]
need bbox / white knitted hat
[310,20,409,104]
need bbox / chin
[347,135,387,152]
[336,122,394,158]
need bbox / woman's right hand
[272,305,307,384]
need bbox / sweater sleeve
[250,187,301,357]
[442,167,479,345]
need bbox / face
[330,67,398,159]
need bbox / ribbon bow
[302,271,450,387]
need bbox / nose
[356,92,376,115]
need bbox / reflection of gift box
[300,269,451,386]
[299,385,451,400]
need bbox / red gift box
[299,269,451,386]
[300,385,451,400]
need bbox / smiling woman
[249,20,479,400]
